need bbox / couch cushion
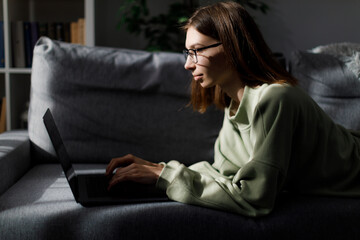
[311,42,360,79]
[1,164,360,239]
[0,130,31,195]
[29,37,223,164]
[289,49,360,131]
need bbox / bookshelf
[0,0,94,131]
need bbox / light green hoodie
[156,84,360,217]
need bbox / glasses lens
[184,50,197,63]
[183,49,189,61]
[190,50,197,63]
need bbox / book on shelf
[11,18,85,68]
[39,22,48,38]
[64,22,71,43]
[0,97,6,133]
[70,21,78,44]
[77,18,85,45]
[11,21,26,68]
[24,22,33,68]
[0,21,4,68]
[30,22,40,51]
[70,18,85,45]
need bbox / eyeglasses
[183,42,222,64]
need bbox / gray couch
[1,37,360,240]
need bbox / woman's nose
[184,57,195,70]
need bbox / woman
[106,1,360,217]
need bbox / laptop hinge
[68,171,79,202]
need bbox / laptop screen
[43,109,77,193]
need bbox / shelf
[8,0,84,22]
[1,0,94,131]
[8,68,32,74]
[0,68,31,74]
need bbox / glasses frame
[183,42,222,64]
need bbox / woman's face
[184,26,236,89]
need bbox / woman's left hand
[105,154,164,190]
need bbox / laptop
[43,108,168,206]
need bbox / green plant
[117,0,269,52]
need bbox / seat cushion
[1,164,360,240]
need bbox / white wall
[250,0,360,59]
[95,0,360,59]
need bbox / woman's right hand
[105,154,164,190]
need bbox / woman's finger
[105,154,136,176]
[108,167,145,190]
[106,154,155,176]
[107,163,164,190]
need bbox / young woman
[106,1,360,217]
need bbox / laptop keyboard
[85,175,112,198]
[83,174,167,199]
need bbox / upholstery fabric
[0,130,31,195]
[290,50,360,131]
[29,37,223,165]
[1,164,360,240]
[311,42,360,78]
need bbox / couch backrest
[29,37,223,165]
[289,49,360,131]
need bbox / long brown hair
[184,1,297,113]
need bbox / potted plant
[118,0,269,52]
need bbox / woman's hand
[105,154,164,190]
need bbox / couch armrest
[0,130,31,195]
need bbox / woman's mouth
[193,74,203,81]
